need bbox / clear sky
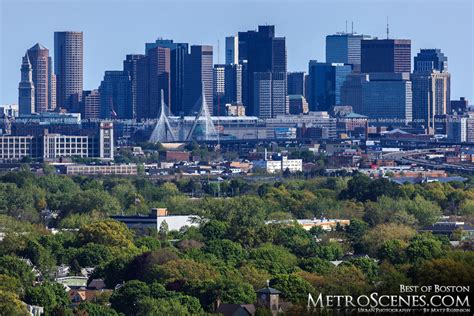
[1,0,473,104]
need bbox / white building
[254,156,303,173]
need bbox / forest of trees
[0,168,473,314]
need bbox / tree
[78,220,134,247]
[405,195,441,226]
[249,243,298,275]
[406,234,444,263]
[378,239,408,264]
[126,249,179,282]
[344,257,379,282]
[135,297,191,316]
[0,275,23,297]
[271,274,316,304]
[158,220,169,239]
[156,259,220,286]
[345,219,369,253]
[109,280,150,315]
[0,290,29,316]
[361,223,416,257]
[0,256,35,287]
[299,258,334,275]
[238,265,270,290]
[323,265,372,296]
[203,239,247,265]
[200,220,229,241]
[75,302,119,316]
[24,283,69,314]
[412,258,474,286]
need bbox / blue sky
[1,0,473,104]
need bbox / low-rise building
[253,156,302,173]
[111,208,200,231]
[64,164,138,175]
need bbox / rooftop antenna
[217,39,220,64]
[345,20,348,33]
[386,16,390,39]
[351,21,354,34]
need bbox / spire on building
[18,52,35,116]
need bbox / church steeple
[18,52,35,116]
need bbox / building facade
[136,46,171,119]
[326,33,371,71]
[360,73,413,125]
[238,25,287,116]
[27,43,51,113]
[183,45,213,114]
[225,35,239,65]
[99,71,133,119]
[307,61,352,111]
[18,54,35,116]
[82,90,100,119]
[411,49,450,133]
[361,39,411,73]
[287,72,306,96]
[254,72,287,119]
[54,31,83,110]
[123,54,145,119]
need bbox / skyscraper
[225,35,239,65]
[183,45,213,114]
[307,61,352,111]
[287,72,306,96]
[27,43,50,113]
[411,49,450,133]
[414,49,448,72]
[238,25,287,116]
[82,89,100,119]
[254,72,287,118]
[136,46,171,119]
[326,33,371,71]
[99,71,132,119]
[146,39,188,115]
[225,63,243,105]
[54,31,83,111]
[341,73,369,114]
[18,53,35,116]
[123,54,145,119]
[360,73,412,124]
[213,63,243,109]
[213,64,225,107]
[361,39,411,73]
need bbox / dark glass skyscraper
[183,45,213,114]
[411,49,450,133]
[99,71,132,119]
[54,31,83,110]
[361,39,411,73]
[123,54,145,119]
[414,49,448,73]
[307,61,352,111]
[146,39,188,115]
[136,46,171,119]
[326,33,371,72]
[238,25,287,116]
[287,72,306,96]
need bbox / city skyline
[1,0,473,105]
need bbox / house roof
[216,304,255,316]
[256,286,281,294]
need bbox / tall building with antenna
[326,26,372,72]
